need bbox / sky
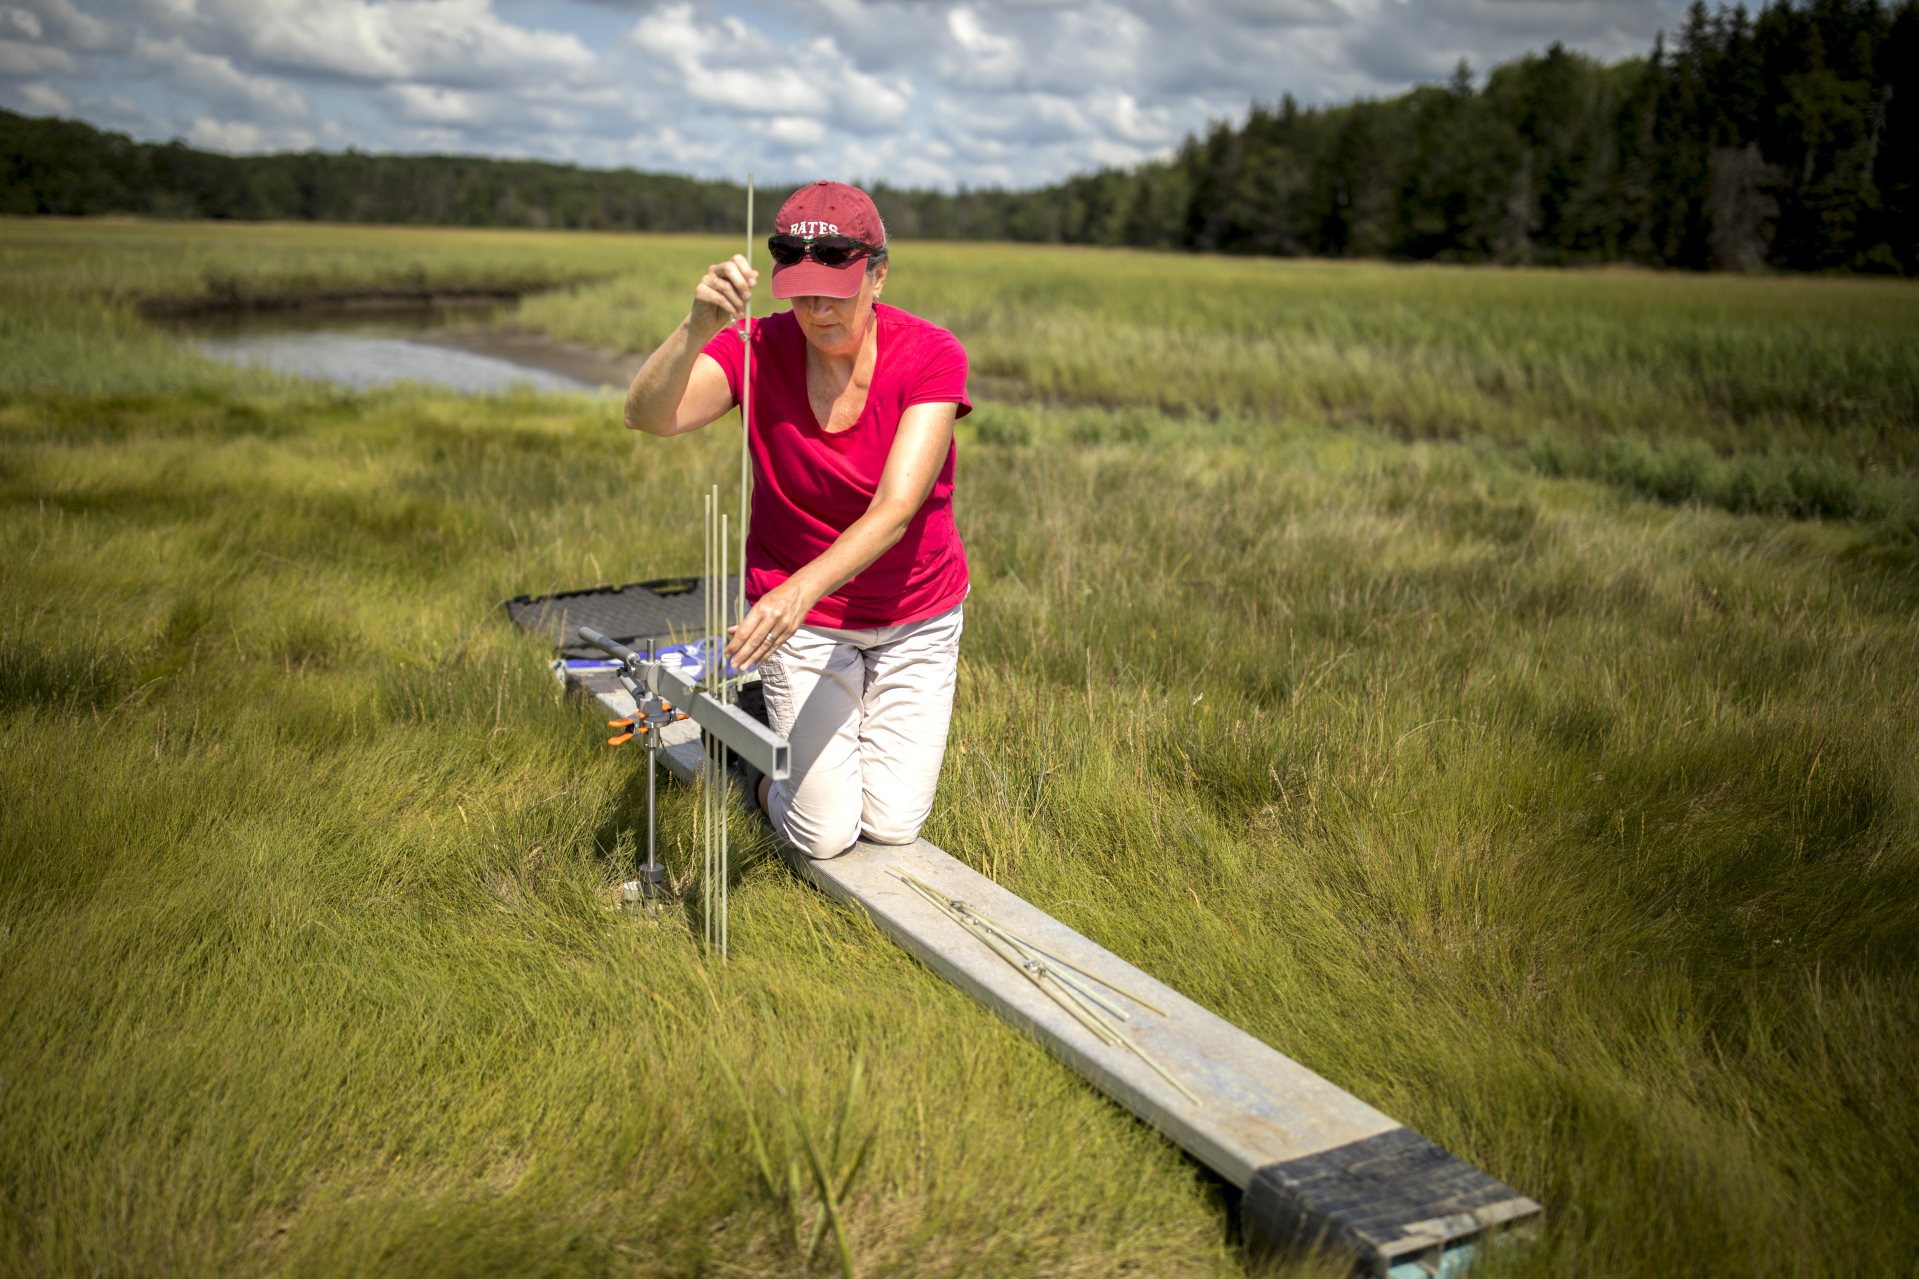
[1,0,1695,191]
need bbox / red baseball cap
[770,180,886,300]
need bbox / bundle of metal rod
[702,490,713,950]
[888,869,1199,1105]
[696,171,754,959]
[697,484,733,958]
[717,506,730,956]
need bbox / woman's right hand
[689,254,758,342]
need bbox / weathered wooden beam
[557,659,1539,1275]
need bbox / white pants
[757,604,963,858]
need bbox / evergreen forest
[3,0,1914,274]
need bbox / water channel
[169,302,626,396]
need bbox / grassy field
[2,217,1916,1278]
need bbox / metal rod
[893,873,1107,1038]
[645,713,658,917]
[702,491,712,949]
[923,877,1166,1016]
[1036,968,1123,1045]
[710,486,720,952]
[710,722,717,941]
[958,903,1166,1017]
[739,171,753,655]
[998,931,1132,1021]
[702,487,710,944]
[719,510,730,958]
[710,483,717,691]
[908,877,1120,1047]
[938,897,1128,1017]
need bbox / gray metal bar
[577,626,789,780]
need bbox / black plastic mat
[504,575,741,658]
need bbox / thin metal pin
[717,506,721,956]
[645,706,658,918]
[939,885,1167,1016]
[708,484,717,951]
[717,485,721,944]
[739,170,753,645]
[702,491,713,949]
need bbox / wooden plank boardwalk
[566,661,1539,1276]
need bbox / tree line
[0,118,754,233]
[872,0,1917,274]
[3,0,1913,273]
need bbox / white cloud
[628,3,912,130]
[19,0,113,50]
[132,34,308,118]
[620,120,731,173]
[949,92,1097,146]
[186,114,262,150]
[8,0,1698,188]
[924,2,1147,95]
[765,114,825,147]
[370,77,639,149]
[200,117,319,150]
[15,77,68,110]
[1335,0,1687,84]
[943,6,1022,87]
[174,0,596,89]
[380,81,477,125]
[403,124,465,151]
[0,36,76,75]
[1084,91,1179,148]
[692,66,826,116]
[10,84,153,131]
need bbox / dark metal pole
[644,713,659,914]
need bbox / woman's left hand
[725,577,820,672]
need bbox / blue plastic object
[653,637,738,682]
[1387,1241,1477,1279]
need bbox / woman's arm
[724,399,959,671]
[623,254,758,437]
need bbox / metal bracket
[577,626,790,780]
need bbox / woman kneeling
[622,180,971,858]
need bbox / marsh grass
[513,238,1919,523]
[2,219,1916,1277]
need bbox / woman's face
[790,260,887,358]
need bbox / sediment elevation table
[506,578,1540,1277]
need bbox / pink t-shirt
[700,303,972,629]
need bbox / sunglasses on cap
[767,233,885,268]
